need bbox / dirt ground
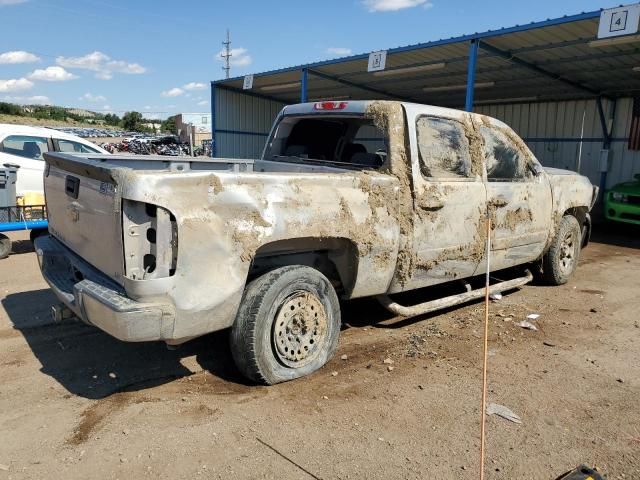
[0,224,638,480]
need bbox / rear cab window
[263,115,388,169]
[0,135,50,160]
[416,116,472,179]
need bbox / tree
[121,111,144,132]
[161,115,178,134]
[104,113,121,126]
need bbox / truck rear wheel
[0,234,11,259]
[542,215,581,285]
[230,265,341,385]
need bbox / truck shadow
[2,289,251,400]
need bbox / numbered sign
[367,50,387,73]
[243,74,254,90]
[597,4,640,39]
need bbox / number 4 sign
[597,4,640,39]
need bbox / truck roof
[280,100,509,130]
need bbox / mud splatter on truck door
[397,106,487,291]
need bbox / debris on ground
[331,371,338,377]
[383,358,394,365]
[0,464,9,471]
[543,341,556,347]
[486,403,522,424]
[340,354,348,360]
[387,366,394,372]
[526,313,541,320]
[516,321,538,331]
[489,293,502,301]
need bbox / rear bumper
[34,235,176,342]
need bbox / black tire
[230,265,341,385]
[0,234,11,259]
[542,215,581,285]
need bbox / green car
[605,173,640,225]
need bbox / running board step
[377,270,533,317]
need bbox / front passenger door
[479,123,552,272]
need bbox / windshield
[263,115,388,169]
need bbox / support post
[465,39,479,112]
[597,97,617,200]
[210,83,216,157]
[301,68,308,103]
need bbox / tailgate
[45,161,124,283]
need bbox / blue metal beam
[465,40,479,112]
[307,69,417,102]
[210,83,216,157]
[301,68,308,103]
[478,40,603,98]
[213,82,286,104]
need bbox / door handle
[491,196,509,208]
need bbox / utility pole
[221,29,232,79]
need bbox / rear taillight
[122,200,177,280]
[313,101,348,110]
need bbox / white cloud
[362,0,432,12]
[327,47,352,56]
[183,82,206,91]
[0,0,28,5]
[216,47,252,67]
[161,87,184,97]
[0,50,40,64]
[0,77,33,93]
[3,95,51,105]
[197,100,208,106]
[80,92,107,103]
[56,51,146,80]
[28,66,77,82]
[102,104,112,113]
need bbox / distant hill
[0,101,160,131]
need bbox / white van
[0,124,109,197]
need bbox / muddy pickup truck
[35,101,598,384]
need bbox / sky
[0,0,626,119]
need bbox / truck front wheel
[230,265,341,385]
[542,215,581,285]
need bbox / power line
[221,29,232,79]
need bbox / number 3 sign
[597,4,640,39]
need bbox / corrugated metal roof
[212,8,640,108]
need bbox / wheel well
[249,237,359,296]
[563,206,590,247]
[564,207,587,226]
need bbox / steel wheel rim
[273,291,328,368]
[559,229,578,274]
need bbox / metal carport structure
[210,5,640,192]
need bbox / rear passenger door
[404,111,487,290]
[479,122,552,272]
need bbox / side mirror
[528,162,543,176]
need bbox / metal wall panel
[477,97,640,188]
[214,87,286,158]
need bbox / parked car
[35,100,597,384]
[604,173,640,225]
[0,124,109,197]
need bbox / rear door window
[0,135,50,160]
[416,116,472,179]
[480,126,531,181]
